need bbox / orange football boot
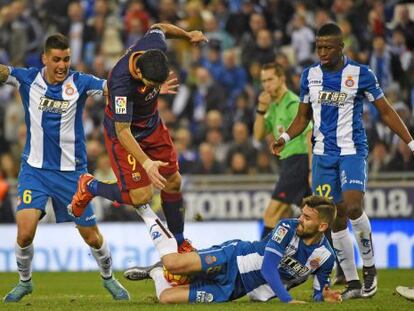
[68,173,95,217]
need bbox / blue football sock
[161,191,185,245]
[87,180,123,203]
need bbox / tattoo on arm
[0,64,10,83]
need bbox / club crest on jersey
[64,83,75,96]
[205,255,217,265]
[132,172,141,182]
[272,225,288,243]
[115,96,127,114]
[38,96,69,114]
[345,76,354,87]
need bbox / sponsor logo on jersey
[115,96,127,114]
[317,91,347,107]
[272,225,288,243]
[309,79,322,86]
[145,88,159,101]
[38,97,70,114]
[33,81,47,91]
[280,256,310,277]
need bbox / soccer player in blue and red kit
[69,23,208,252]
[124,195,342,304]
[272,23,414,299]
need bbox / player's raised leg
[68,174,125,218]
[77,225,129,300]
[3,209,39,302]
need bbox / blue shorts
[189,240,245,303]
[17,161,97,227]
[312,154,367,203]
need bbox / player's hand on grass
[288,299,306,304]
[188,30,208,44]
[160,71,179,95]
[142,159,168,189]
[258,91,271,111]
[270,137,285,156]
[323,286,342,303]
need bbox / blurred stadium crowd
[0,0,414,222]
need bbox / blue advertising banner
[0,220,413,270]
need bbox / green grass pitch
[1,269,414,310]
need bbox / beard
[296,223,318,239]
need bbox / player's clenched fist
[142,158,168,190]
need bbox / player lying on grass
[124,195,342,304]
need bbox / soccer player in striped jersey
[1,34,129,302]
[272,23,414,299]
[124,195,342,304]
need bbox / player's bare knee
[81,230,102,248]
[17,232,34,247]
[130,189,153,206]
[347,203,363,220]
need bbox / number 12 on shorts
[315,184,333,200]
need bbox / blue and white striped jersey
[300,57,384,157]
[6,67,105,171]
[235,219,335,301]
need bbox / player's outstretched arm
[271,103,312,156]
[373,97,414,155]
[151,23,208,44]
[0,64,10,83]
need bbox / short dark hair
[317,23,343,37]
[136,49,169,84]
[301,195,337,226]
[261,62,285,77]
[44,33,69,53]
